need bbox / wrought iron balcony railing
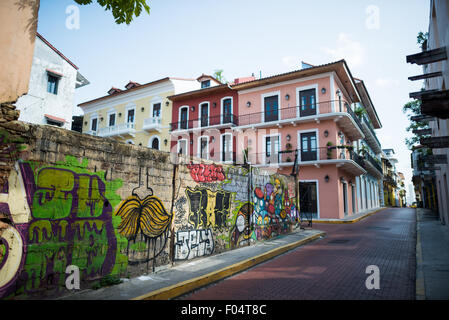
[170,114,237,131]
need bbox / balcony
[170,114,238,132]
[234,100,364,141]
[360,114,382,154]
[248,146,366,176]
[142,117,162,132]
[98,122,136,138]
[84,130,98,136]
[362,151,383,178]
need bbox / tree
[74,0,150,25]
[213,69,226,84]
[403,99,431,149]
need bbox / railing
[98,122,135,137]
[242,146,365,168]
[84,130,98,136]
[360,114,381,147]
[237,100,363,130]
[170,114,237,131]
[143,117,161,126]
[362,151,383,174]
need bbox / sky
[36,0,430,192]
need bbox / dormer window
[201,80,211,88]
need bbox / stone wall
[0,116,297,299]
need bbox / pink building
[231,60,381,220]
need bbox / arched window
[149,136,160,150]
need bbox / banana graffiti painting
[115,189,172,269]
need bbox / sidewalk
[416,208,449,300]
[311,207,386,224]
[56,228,325,300]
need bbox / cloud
[323,33,365,67]
[375,77,400,87]
[282,56,300,69]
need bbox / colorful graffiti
[186,186,231,230]
[174,228,214,260]
[187,163,226,183]
[115,190,172,269]
[0,156,126,298]
[251,178,297,241]
[229,202,253,248]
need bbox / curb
[415,208,426,300]
[132,231,326,300]
[311,208,386,224]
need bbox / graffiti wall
[0,121,296,299]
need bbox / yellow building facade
[79,78,201,152]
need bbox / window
[221,134,232,162]
[199,136,209,159]
[127,109,135,123]
[264,95,279,122]
[265,135,280,164]
[46,119,62,127]
[108,113,116,127]
[299,88,317,117]
[153,103,161,118]
[200,103,209,127]
[201,80,210,88]
[178,139,188,155]
[180,107,188,129]
[222,98,233,124]
[47,74,59,94]
[150,136,160,150]
[300,132,317,161]
[91,118,98,131]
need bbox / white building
[14,33,89,130]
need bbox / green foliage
[74,0,150,24]
[402,99,431,149]
[417,31,428,48]
[354,106,366,118]
[213,69,226,84]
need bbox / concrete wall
[0,0,39,103]
[0,117,296,299]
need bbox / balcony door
[299,89,317,117]
[300,132,317,161]
[200,103,209,127]
[180,107,188,129]
[152,103,161,118]
[222,98,232,124]
[265,135,280,164]
[264,95,279,122]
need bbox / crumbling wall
[0,114,297,299]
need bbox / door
[180,107,188,129]
[222,134,232,162]
[265,135,280,164]
[300,132,317,161]
[91,118,97,132]
[108,113,115,127]
[222,98,232,124]
[201,103,208,127]
[351,185,356,214]
[299,181,318,219]
[264,95,279,122]
[200,137,208,159]
[299,89,317,117]
[343,182,348,216]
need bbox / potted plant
[286,142,292,150]
[354,106,366,118]
[326,141,335,159]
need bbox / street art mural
[187,163,226,183]
[115,187,172,271]
[174,228,214,260]
[186,186,231,230]
[0,156,126,298]
[229,203,253,248]
[251,178,297,241]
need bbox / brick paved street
[181,208,416,300]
